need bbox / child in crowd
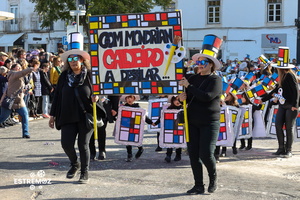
[215,92,239,162]
[121,95,154,162]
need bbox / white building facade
[0,0,67,53]
[176,0,298,61]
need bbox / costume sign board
[237,105,253,139]
[114,106,146,146]
[147,98,168,132]
[227,106,243,139]
[217,106,235,147]
[159,109,186,148]
[89,11,184,95]
[252,110,267,138]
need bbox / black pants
[61,121,93,172]
[187,120,219,186]
[166,148,182,156]
[126,145,143,154]
[89,119,108,157]
[275,105,298,151]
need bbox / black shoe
[155,146,162,152]
[135,148,144,159]
[78,171,89,184]
[245,146,252,150]
[174,154,181,161]
[98,151,106,160]
[165,155,171,163]
[66,162,80,179]
[23,135,30,139]
[186,185,205,194]
[272,148,285,155]
[282,151,292,158]
[232,147,238,155]
[208,175,218,193]
[214,154,220,163]
[90,154,96,161]
[220,152,226,157]
[126,154,133,162]
[239,145,245,150]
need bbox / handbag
[74,88,104,129]
[1,96,15,110]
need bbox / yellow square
[90,22,98,29]
[162,21,168,25]
[94,34,98,44]
[135,116,141,124]
[113,83,119,86]
[158,87,163,93]
[91,51,97,56]
[245,110,249,119]
[99,22,102,28]
[120,87,124,93]
[122,22,128,27]
[220,114,225,123]
[232,114,236,123]
[176,69,183,73]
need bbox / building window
[268,0,281,22]
[10,5,18,24]
[207,0,220,24]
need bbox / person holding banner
[49,49,106,183]
[259,47,299,158]
[179,34,223,194]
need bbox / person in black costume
[49,49,106,184]
[178,34,223,195]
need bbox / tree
[29,0,173,34]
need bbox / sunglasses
[67,57,79,62]
[196,60,210,65]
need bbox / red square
[152,102,160,108]
[91,56,98,67]
[144,14,156,21]
[176,74,183,80]
[242,123,249,128]
[151,82,157,86]
[274,109,278,114]
[174,31,181,37]
[257,89,266,97]
[121,15,128,21]
[134,129,139,134]
[220,126,226,132]
[130,128,134,133]
[161,13,167,20]
[173,130,177,135]
[122,111,132,118]
[214,37,222,49]
[278,48,284,58]
[151,87,157,94]
[90,30,94,34]
[178,130,184,135]
[165,113,174,120]
[93,85,99,92]
[174,25,181,30]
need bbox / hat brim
[120,95,140,102]
[61,49,90,63]
[272,63,295,69]
[192,53,221,69]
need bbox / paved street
[0,102,300,200]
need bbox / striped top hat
[192,34,223,69]
[258,54,275,69]
[272,47,295,69]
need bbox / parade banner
[237,105,253,139]
[89,11,185,95]
[114,106,146,146]
[159,109,186,148]
[216,106,235,147]
[147,98,168,132]
[267,105,300,142]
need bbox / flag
[231,77,244,91]
[246,85,267,99]
[244,72,256,83]
[271,72,279,83]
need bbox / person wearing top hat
[48,47,106,184]
[258,47,299,158]
[178,34,222,194]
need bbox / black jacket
[40,71,53,95]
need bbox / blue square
[152,108,160,117]
[106,16,116,23]
[103,83,113,89]
[129,20,137,27]
[163,87,173,93]
[176,60,183,68]
[113,88,119,93]
[164,120,174,130]
[125,87,135,93]
[142,82,151,88]
[173,135,180,143]
[121,117,131,127]
[128,133,135,142]
[89,17,98,22]
[241,128,247,135]
[91,44,98,51]
[168,18,178,25]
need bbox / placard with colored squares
[227,105,244,140]
[159,109,186,148]
[237,105,253,139]
[88,11,185,95]
[147,98,168,132]
[114,106,146,146]
[216,107,235,147]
